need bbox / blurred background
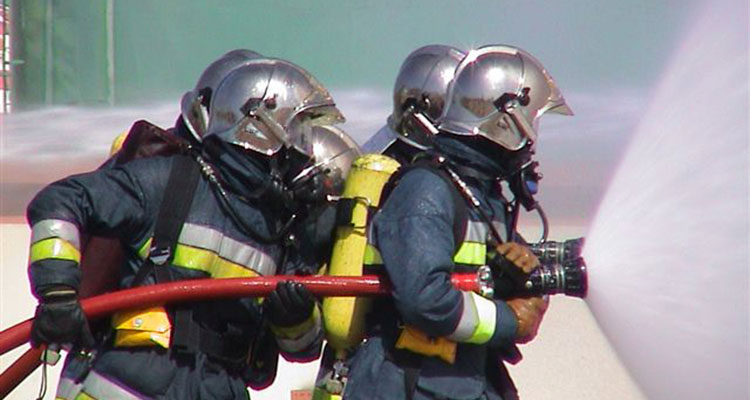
[1,1,748,399]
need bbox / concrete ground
[1,223,645,399]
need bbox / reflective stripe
[78,370,142,400]
[175,243,265,278]
[30,238,81,263]
[137,223,277,278]
[447,291,480,342]
[465,292,496,344]
[179,223,276,275]
[275,308,323,353]
[453,241,486,265]
[363,244,382,265]
[464,220,489,243]
[31,219,81,249]
[56,377,83,400]
[491,220,508,243]
[365,219,491,267]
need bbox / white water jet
[583,1,748,399]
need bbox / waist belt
[170,305,252,370]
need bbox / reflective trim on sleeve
[78,370,142,400]
[30,238,81,263]
[274,308,323,353]
[55,377,83,400]
[447,291,480,342]
[465,291,497,344]
[31,219,81,249]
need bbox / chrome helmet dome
[368,45,466,153]
[204,58,345,157]
[292,124,361,197]
[180,49,263,142]
[439,45,572,151]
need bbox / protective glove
[495,242,539,274]
[506,296,548,344]
[489,242,540,299]
[31,287,95,349]
[265,281,315,327]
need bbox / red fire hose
[0,273,484,397]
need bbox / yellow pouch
[395,326,457,364]
[112,306,171,348]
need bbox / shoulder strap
[131,154,201,286]
[380,160,469,252]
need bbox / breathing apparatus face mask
[287,125,361,207]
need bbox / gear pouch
[112,306,171,348]
[395,326,457,364]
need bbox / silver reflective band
[31,219,80,249]
[276,317,323,353]
[179,223,277,276]
[80,370,143,399]
[447,291,480,342]
[490,220,508,243]
[464,220,489,243]
[55,377,83,400]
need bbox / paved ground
[1,223,645,399]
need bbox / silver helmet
[204,58,345,157]
[292,125,361,197]
[439,45,572,151]
[180,49,263,142]
[367,45,466,153]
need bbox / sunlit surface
[583,1,749,399]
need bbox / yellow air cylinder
[322,154,401,354]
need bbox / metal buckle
[148,246,171,265]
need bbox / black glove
[265,281,315,327]
[31,287,95,349]
[488,253,532,300]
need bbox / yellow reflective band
[313,387,343,400]
[466,292,496,344]
[453,241,486,265]
[74,393,96,400]
[363,244,383,265]
[138,238,262,279]
[172,244,261,279]
[271,307,321,339]
[137,238,151,259]
[29,238,81,264]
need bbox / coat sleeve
[26,158,161,297]
[373,169,518,348]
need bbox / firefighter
[341,44,573,400]
[27,57,354,399]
